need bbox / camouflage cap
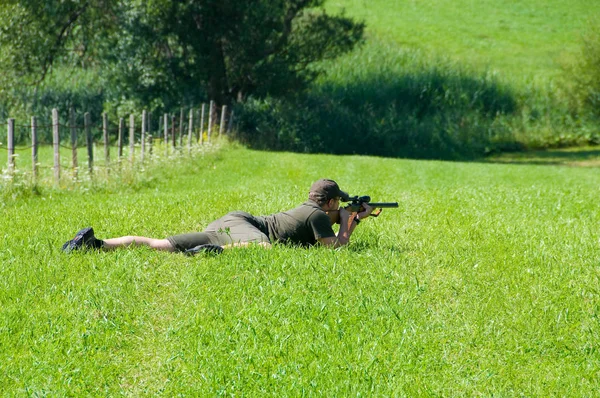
[309,179,350,202]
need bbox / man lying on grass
[62,179,375,255]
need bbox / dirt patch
[566,159,600,167]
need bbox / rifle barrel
[367,202,398,208]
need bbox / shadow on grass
[235,68,522,160]
[346,239,409,254]
[482,147,600,167]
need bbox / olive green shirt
[259,201,335,246]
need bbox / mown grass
[1,144,599,395]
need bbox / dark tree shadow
[346,240,409,254]
[235,68,522,160]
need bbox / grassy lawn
[2,1,600,394]
[1,144,599,395]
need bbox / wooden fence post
[164,114,169,157]
[52,109,60,185]
[118,117,124,160]
[148,111,153,157]
[207,100,214,143]
[171,114,176,149]
[103,112,109,167]
[7,118,14,174]
[219,105,227,137]
[188,108,193,154]
[141,110,147,162]
[200,103,206,144]
[129,114,135,162]
[85,112,93,174]
[179,108,184,148]
[31,116,38,182]
[70,108,78,178]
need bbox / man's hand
[356,202,375,222]
[326,202,378,226]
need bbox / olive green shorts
[167,211,270,251]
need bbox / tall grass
[1,144,599,395]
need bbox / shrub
[569,18,600,119]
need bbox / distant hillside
[325,0,600,84]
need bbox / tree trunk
[207,38,228,105]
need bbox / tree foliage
[0,0,364,111]
[0,1,115,82]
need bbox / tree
[0,0,364,110]
[0,1,116,84]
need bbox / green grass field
[1,144,599,395]
[2,0,600,394]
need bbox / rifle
[327,195,399,225]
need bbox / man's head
[309,179,349,208]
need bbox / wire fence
[2,101,234,186]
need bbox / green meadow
[1,144,600,395]
[2,0,600,395]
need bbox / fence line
[2,103,233,186]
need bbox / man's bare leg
[102,236,176,251]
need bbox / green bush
[0,68,105,145]
[1,88,106,146]
[0,68,188,146]
[560,17,600,145]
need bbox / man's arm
[319,204,374,248]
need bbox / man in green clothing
[62,179,374,254]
